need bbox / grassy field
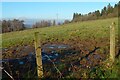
[1,18,118,48]
[1,18,120,79]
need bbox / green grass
[1,18,118,48]
[1,17,120,79]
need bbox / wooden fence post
[118,16,120,58]
[110,22,116,62]
[34,32,43,78]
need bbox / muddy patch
[1,40,108,78]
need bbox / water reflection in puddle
[43,44,69,49]
[1,44,70,64]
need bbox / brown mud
[2,37,111,78]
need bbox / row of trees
[1,19,25,33]
[32,20,64,28]
[32,20,56,28]
[1,19,59,33]
[72,2,120,22]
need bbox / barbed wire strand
[44,55,63,78]
[0,67,14,80]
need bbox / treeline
[32,20,56,28]
[32,20,64,28]
[1,19,59,33]
[72,2,120,22]
[1,19,25,33]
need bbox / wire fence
[0,21,115,80]
[1,53,63,79]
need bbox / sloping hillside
[2,18,118,48]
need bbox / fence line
[45,55,63,78]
